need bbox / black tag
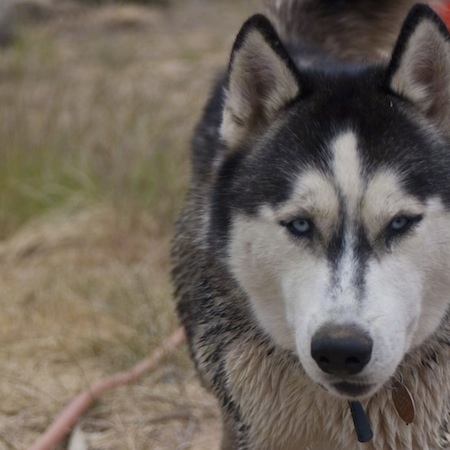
[349,401,373,443]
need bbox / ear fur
[386,4,450,134]
[220,14,301,149]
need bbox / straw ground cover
[0,1,259,448]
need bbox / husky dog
[172,1,450,448]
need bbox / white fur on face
[228,130,450,399]
[332,132,362,214]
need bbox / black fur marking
[327,218,345,267]
[190,72,228,185]
[209,151,247,247]
[439,418,450,446]
[328,220,372,302]
[354,225,372,300]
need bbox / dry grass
[0,1,259,448]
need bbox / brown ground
[0,1,260,448]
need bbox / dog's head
[213,5,450,399]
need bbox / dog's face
[214,6,450,399]
[228,128,450,399]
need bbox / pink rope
[29,327,186,450]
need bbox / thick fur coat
[172,1,450,448]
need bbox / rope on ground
[29,326,186,450]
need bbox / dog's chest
[224,339,449,450]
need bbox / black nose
[311,324,373,376]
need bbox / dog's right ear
[220,15,301,149]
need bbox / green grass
[0,28,189,239]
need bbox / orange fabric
[433,1,450,29]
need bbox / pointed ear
[220,14,301,149]
[386,4,450,134]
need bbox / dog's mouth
[331,381,374,398]
[318,377,378,399]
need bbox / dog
[171,1,450,448]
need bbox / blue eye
[389,216,411,232]
[387,215,422,237]
[285,218,313,237]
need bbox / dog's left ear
[387,4,450,134]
